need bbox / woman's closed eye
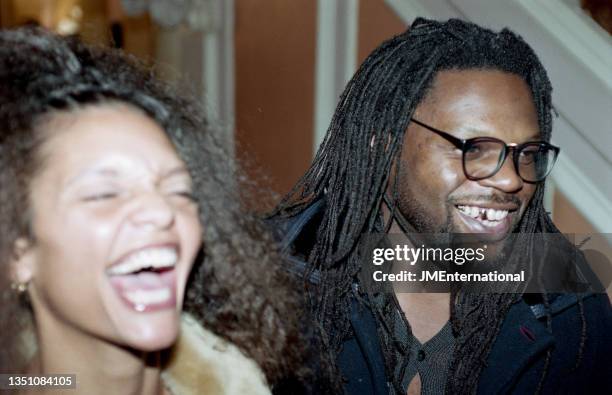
[163,175,196,202]
[169,189,196,202]
[81,190,120,202]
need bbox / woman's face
[19,104,202,351]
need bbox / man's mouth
[455,204,518,238]
[106,245,179,312]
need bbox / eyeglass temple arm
[410,118,465,149]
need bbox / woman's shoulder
[163,314,271,395]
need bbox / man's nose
[477,154,524,193]
[128,192,175,230]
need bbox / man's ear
[387,156,400,195]
[10,238,35,285]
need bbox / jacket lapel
[349,297,389,395]
[478,300,554,394]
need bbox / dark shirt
[373,293,454,394]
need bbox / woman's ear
[10,238,35,285]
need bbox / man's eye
[519,149,538,159]
[519,150,537,164]
[464,145,483,158]
[520,150,537,157]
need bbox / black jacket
[270,200,612,394]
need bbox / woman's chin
[123,327,179,352]
[115,313,181,352]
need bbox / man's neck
[30,308,167,395]
[382,201,451,343]
[395,292,450,344]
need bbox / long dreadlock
[272,18,587,393]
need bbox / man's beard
[397,195,456,233]
[397,195,517,269]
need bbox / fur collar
[163,315,270,395]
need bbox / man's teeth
[124,288,171,305]
[107,247,178,275]
[457,205,509,223]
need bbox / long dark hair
[273,18,586,393]
[0,26,305,384]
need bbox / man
[270,18,611,394]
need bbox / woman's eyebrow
[65,168,120,187]
[66,165,189,188]
[161,166,190,179]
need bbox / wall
[234,0,316,198]
[358,0,406,63]
[232,0,405,198]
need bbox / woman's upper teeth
[107,247,178,275]
[457,205,509,221]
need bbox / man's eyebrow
[459,127,541,141]
[523,132,542,141]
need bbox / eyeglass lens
[463,141,556,182]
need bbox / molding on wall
[385,0,432,21]
[202,0,235,156]
[314,0,359,151]
[552,154,612,232]
[517,0,612,90]
[543,179,555,218]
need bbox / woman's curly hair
[0,26,305,384]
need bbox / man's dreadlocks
[272,18,588,393]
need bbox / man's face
[395,69,539,241]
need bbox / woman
[0,27,304,394]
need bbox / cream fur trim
[163,315,271,395]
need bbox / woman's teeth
[107,256,178,312]
[107,247,178,275]
[124,288,172,306]
[457,205,509,227]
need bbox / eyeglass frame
[410,118,560,183]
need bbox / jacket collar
[347,293,563,395]
[477,299,554,394]
[163,315,270,395]
[348,292,390,395]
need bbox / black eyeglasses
[410,118,560,183]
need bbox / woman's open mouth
[106,246,178,312]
